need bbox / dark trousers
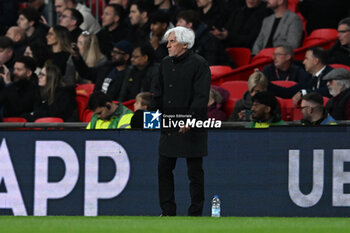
[158,155,204,216]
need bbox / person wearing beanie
[249,91,284,128]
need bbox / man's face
[0,48,13,65]
[17,15,32,31]
[131,47,148,69]
[246,0,262,8]
[102,6,118,27]
[150,22,167,37]
[327,80,343,97]
[167,32,186,57]
[176,18,191,29]
[337,24,350,46]
[133,97,145,111]
[300,99,313,121]
[111,47,128,65]
[93,105,111,120]
[13,62,31,82]
[303,50,317,74]
[266,0,279,10]
[59,9,75,29]
[273,47,290,69]
[129,4,143,26]
[196,0,211,8]
[55,0,67,15]
[251,101,269,121]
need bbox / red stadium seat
[226,47,251,67]
[220,81,248,99]
[329,64,350,72]
[210,66,233,80]
[123,99,136,112]
[223,98,238,119]
[278,98,303,121]
[34,117,64,123]
[271,80,297,88]
[83,110,93,122]
[2,117,27,122]
[251,48,275,64]
[76,84,95,96]
[302,28,338,49]
[288,0,299,12]
[76,92,91,122]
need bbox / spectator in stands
[17,7,48,46]
[46,25,72,75]
[118,43,159,102]
[298,0,350,35]
[264,45,310,98]
[196,0,225,29]
[72,40,132,100]
[0,56,40,117]
[328,18,350,67]
[292,47,333,105]
[24,64,78,122]
[59,8,84,43]
[150,26,210,216]
[228,70,268,121]
[300,92,336,125]
[128,0,155,44]
[323,68,350,121]
[207,86,228,121]
[6,26,27,59]
[0,1,17,36]
[149,11,172,62]
[65,31,107,85]
[154,0,180,25]
[55,0,101,34]
[176,10,232,66]
[24,41,51,74]
[130,91,153,128]
[263,45,309,82]
[97,4,130,59]
[249,91,284,128]
[109,0,130,10]
[28,0,50,22]
[0,36,15,73]
[86,92,134,129]
[210,0,270,49]
[252,0,303,55]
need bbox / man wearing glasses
[328,18,350,66]
[59,8,83,43]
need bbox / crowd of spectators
[0,0,350,126]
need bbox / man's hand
[237,110,246,120]
[0,65,11,84]
[179,126,190,133]
[292,92,302,107]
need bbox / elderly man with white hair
[324,68,350,120]
[150,26,211,216]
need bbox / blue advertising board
[0,126,350,216]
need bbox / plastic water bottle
[211,195,221,217]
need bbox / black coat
[328,41,350,67]
[25,86,79,122]
[151,50,211,158]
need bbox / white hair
[163,26,195,49]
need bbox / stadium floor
[1,216,350,233]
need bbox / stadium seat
[123,99,136,112]
[2,117,27,122]
[220,81,248,99]
[210,65,233,81]
[223,98,238,118]
[330,64,350,72]
[251,48,275,64]
[278,98,303,121]
[271,80,297,88]
[76,84,95,96]
[76,92,91,122]
[34,117,64,123]
[288,0,299,12]
[302,28,338,49]
[83,110,93,122]
[225,47,251,67]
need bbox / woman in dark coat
[25,64,78,122]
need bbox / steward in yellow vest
[86,92,133,129]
